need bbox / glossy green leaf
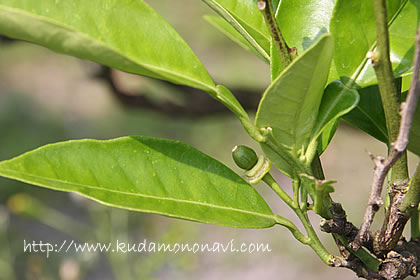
[310,81,360,154]
[276,0,336,54]
[343,85,389,144]
[0,0,215,93]
[0,137,276,228]
[204,15,266,61]
[256,35,334,173]
[202,0,270,62]
[331,0,418,86]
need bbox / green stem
[263,173,295,208]
[215,85,267,142]
[294,204,332,265]
[258,0,293,68]
[334,234,380,272]
[264,134,308,177]
[263,174,332,265]
[311,152,326,180]
[373,0,409,183]
[274,215,309,244]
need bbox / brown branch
[352,25,420,251]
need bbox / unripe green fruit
[232,145,258,170]
[232,145,271,184]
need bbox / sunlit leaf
[276,0,336,54]
[255,34,333,176]
[0,137,277,228]
[0,0,215,93]
[331,0,418,86]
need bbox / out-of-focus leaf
[203,0,270,62]
[0,0,216,93]
[204,15,266,61]
[343,85,389,144]
[255,35,333,176]
[331,0,418,86]
[311,81,360,154]
[0,137,277,228]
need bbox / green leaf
[202,0,270,62]
[204,15,267,61]
[341,84,420,156]
[343,85,389,144]
[0,137,276,228]
[0,0,215,93]
[255,35,334,176]
[331,0,418,86]
[310,81,360,154]
[276,0,336,54]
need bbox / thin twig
[353,25,420,250]
[257,0,294,67]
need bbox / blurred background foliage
[0,1,418,280]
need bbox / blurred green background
[0,1,418,280]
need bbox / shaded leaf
[343,85,389,144]
[311,81,360,154]
[317,121,339,155]
[0,0,215,93]
[0,137,276,228]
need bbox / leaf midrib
[202,0,270,61]
[0,167,275,220]
[0,5,216,94]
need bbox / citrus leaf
[310,81,360,154]
[202,0,270,62]
[0,0,215,93]
[0,137,276,228]
[255,35,334,176]
[331,0,418,86]
[276,0,336,54]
